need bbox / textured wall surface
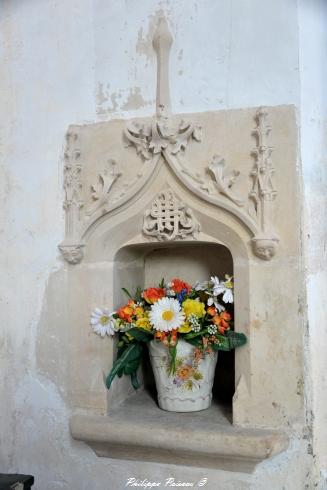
[298,0,327,487]
[0,0,326,489]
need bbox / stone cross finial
[153,17,173,118]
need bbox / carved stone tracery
[250,108,279,260]
[59,132,85,264]
[143,189,200,241]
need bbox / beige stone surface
[40,104,303,431]
[70,391,289,473]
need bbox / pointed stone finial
[153,17,173,118]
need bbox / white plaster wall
[0,0,324,488]
[298,0,327,487]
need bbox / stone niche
[37,18,305,473]
[35,102,304,473]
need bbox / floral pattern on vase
[149,339,218,412]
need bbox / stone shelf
[70,391,289,473]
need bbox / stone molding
[69,391,289,473]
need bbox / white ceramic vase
[148,339,218,412]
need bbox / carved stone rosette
[143,189,200,241]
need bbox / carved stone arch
[79,194,251,422]
[80,163,253,263]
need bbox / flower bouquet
[90,276,246,412]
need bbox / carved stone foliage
[63,132,84,239]
[124,17,202,165]
[124,118,202,160]
[143,189,200,241]
[207,155,244,207]
[58,132,85,265]
[86,159,121,216]
[250,108,279,260]
[59,15,280,264]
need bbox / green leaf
[184,337,202,347]
[105,343,143,389]
[215,334,230,351]
[159,277,165,288]
[131,371,140,389]
[226,331,247,349]
[216,331,247,351]
[123,357,141,375]
[168,343,177,375]
[134,286,142,303]
[121,287,133,299]
[127,327,153,343]
[184,331,203,340]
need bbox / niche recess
[114,242,234,412]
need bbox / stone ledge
[70,391,289,473]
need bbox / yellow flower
[182,299,206,319]
[178,322,192,333]
[224,274,234,289]
[136,317,152,330]
[135,305,144,319]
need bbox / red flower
[142,287,165,304]
[170,278,192,294]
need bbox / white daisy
[90,308,116,337]
[149,297,185,332]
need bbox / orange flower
[207,306,217,316]
[212,311,231,334]
[155,331,169,345]
[177,365,193,380]
[169,329,178,346]
[170,278,192,294]
[117,299,135,323]
[220,311,231,322]
[142,287,165,304]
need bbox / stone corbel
[250,108,279,260]
[58,243,84,265]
